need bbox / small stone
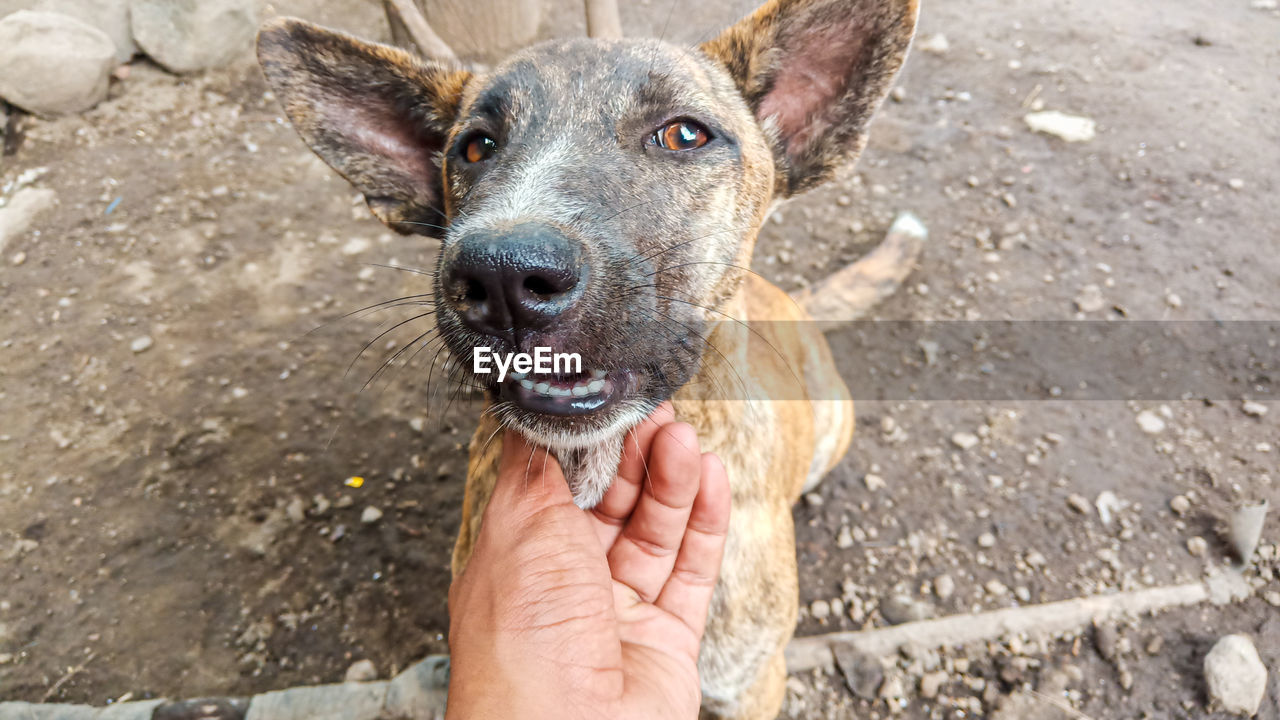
[1252,0,1278,8]
[1067,493,1092,515]
[803,492,824,507]
[1165,292,1183,309]
[1074,283,1105,312]
[863,473,886,491]
[836,526,854,549]
[130,0,259,73]
[889,86,906,102]
[1187,536,1208,557]
[1095,491,1122,526]
[950,431,979,450]
[10,251,26,265]
[916,33,949,54]
[1241,401,1268,417]
[0,186,57,253]
[810,599,831,620]
[1227,178,1245,190]
[881,594,935,624]
[977,532,996,548]
[360,506,383,524]
[285,497,306,523]
[1024,111,1097,142]
[1204,634,1267,716]
[1135,410,1166,434]
[0,652,12,664]
[920,670,947,699]
[0,11,115,114]
[833,644,884,700]
[1170,495,1191,516]
[933,574,955,600]
[344,658,378,683]
[130,335,153,353]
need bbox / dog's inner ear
[702,0,917,196]
[257,18,471,236]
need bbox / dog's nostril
[522,275,559,298]
[463,278,487,303]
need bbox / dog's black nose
[443,224,587,337]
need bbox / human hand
[446,402,730,719]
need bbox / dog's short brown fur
[259,2,916,716]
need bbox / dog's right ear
[257,18,470,236]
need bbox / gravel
[1204,634,1267,716]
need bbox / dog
[258,1,917,716]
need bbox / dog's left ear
[702,0,917,197]
[257,18,471,236]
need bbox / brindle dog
[258,1,917,716]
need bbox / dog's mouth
[496,367,637,416]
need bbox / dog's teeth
[591,369,607,380]
[534,382,550,394]
[571,384,589,397]
[520,378,535,390]
[586,379,605,393]
[550,386,571,397]
[509,370,526,380]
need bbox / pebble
[933,574,955,600]
[920,670,947,699]
[810,599,831,620]
[889,86,906,102]
[950,431,979,450]
[1187,536,1208,557]
[863,473,886,491]
[836,526,854,549]
[916,33,950,54]
[1024,111,1097,143]
[344,658,378,683]
[977,532,996,548]
[360,506,383,524]
[130,335,154,353]
[131,0,259,73]
[0,186,57,253]
[1135,410,1166,434]
[1204,634,1267,716]
[1170,495,1191,516]
[1227,178,1245,190]
[1252,0,1278,8]
[1095,491,1122,526]
[833,644,884,700]
[1073,283,1105,312]
[0,11,116,115]
[881,594,936,624]
[1067,493,1092,515]
[1165,292,1183,309]
[1241,401,1268,417]
[803,492,824,507]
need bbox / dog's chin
[497,396,655,509]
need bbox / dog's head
[258,0,916,452]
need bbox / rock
[920,670,947,699]
[130,335,153,353]
[130,0,258,73]
[916,33,949,54]
[360,506,383,524]
[950,431,979,450]
[1066,493,1092,515]
[933,574,955,600]
[835,526,854,549]
[1204,635,1267,716]
[1073,283,1105,312]
[0,186,57,252]
[1227,178,1246,190]
[881,594,936,624]
[1095,491,1122,526]
[0,11,115,115]
[1228,501,1268,563]
[1135,409,1166,434]
[863,473,886,491]
[803,492,823,507]
[1024,111,1097,143]
[1252,0,1278,8]
[34,0,136,62]
[977,532,996,548]
[1170,494,1192,516]
[809,599,831,620]
[833,643,883,700]
[1241,400,1268,417]
[344,658,378,683]
[1187,536,1208,557]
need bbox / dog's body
[259,2,916,716]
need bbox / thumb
[486,429,577,525]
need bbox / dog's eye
[650,121,711,151]
[464,135,498,163]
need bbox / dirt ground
[1,0,1277,717]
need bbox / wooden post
[584,0,622,39]
[389,0,544,63]
[383,0,456,60]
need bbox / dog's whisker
[345,311,437,380]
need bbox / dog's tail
[789,212,927,330]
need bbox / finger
[487,429,575,523]
[606,422,702,602]
[590,402,675,546]
[655,452,730,640]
